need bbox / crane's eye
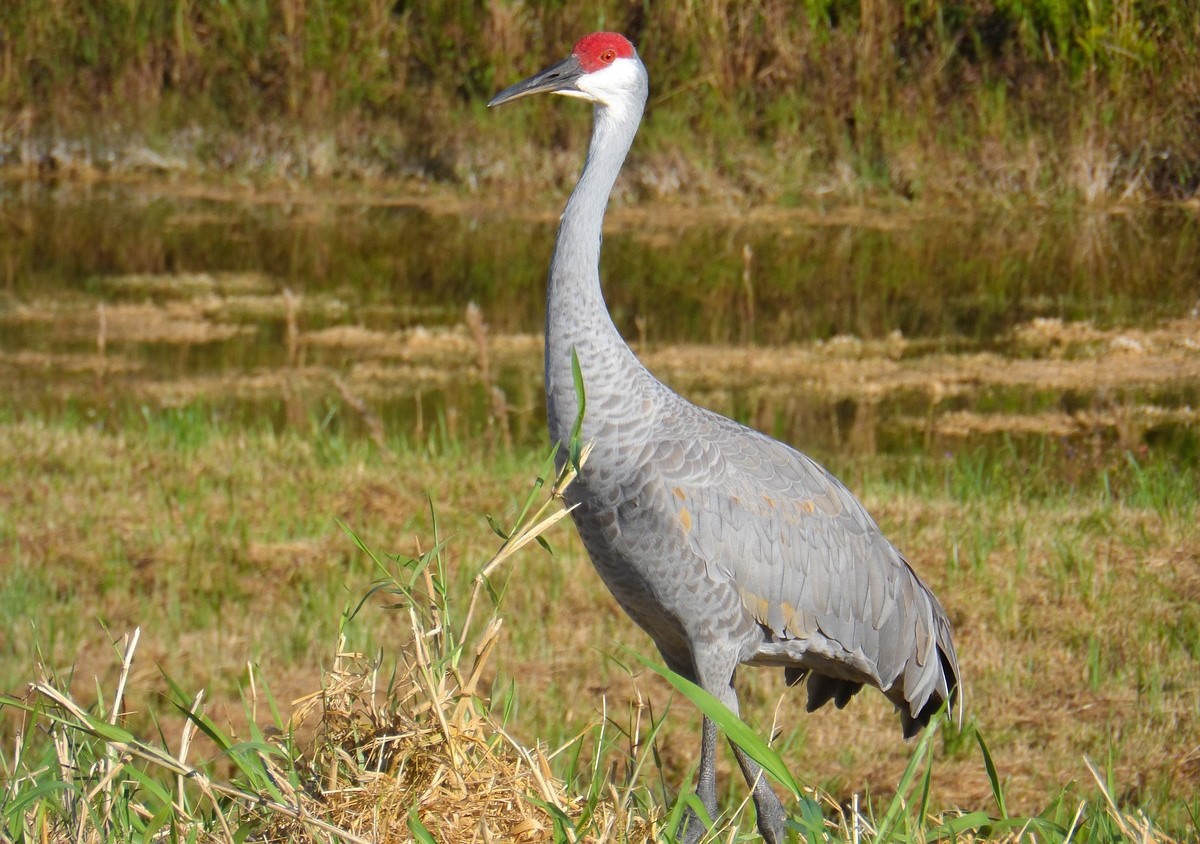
[601,49,616,63]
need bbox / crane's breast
[565,456,760,670]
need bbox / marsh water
[2,181,1198,460]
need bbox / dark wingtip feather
[833,681,863,709]
[805,674,865,713]
[899,644,962,738]
[943,646,962,710]
[805,674,839,712]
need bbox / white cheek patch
[573,58,643,107]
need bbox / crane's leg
[712,675,785,844]
[696,715,718,810]
[679,714,719,844]
[679,650,788,844]
[729,739,787,843]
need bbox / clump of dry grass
[11,628,635,843]
[270,464,654,843]
[284,643,559,842]
[266,633,652,843]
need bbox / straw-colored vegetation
[1,272,1198,838]
[0,452,662,842]
[1,412,1195,841]
[1,1,1198,203]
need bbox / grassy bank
[1,1,1198,203]
[0,404,1197,839]
[2,181,1198,835]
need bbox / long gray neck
[545,80,649,448]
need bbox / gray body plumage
[498,34,959,842]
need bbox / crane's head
[488,32,643,111]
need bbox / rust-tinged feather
[914,614,931,667]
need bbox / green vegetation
[0,401,1197,840]
[1,182,1197,838]
[4,405,1195,840]
[1,1,1197,202]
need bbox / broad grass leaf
[634,655,802,797]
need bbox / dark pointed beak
[488,55,585,107]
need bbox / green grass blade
[662,791,709,841]
[918,738,934,823]
[930,810,993,839]
[634,654,802,797]
[407,808,437,844]
[71,708,138,744]
[796,794,827,843]
[124,763,174,807]
[335,517,386,569]
[526,795,578,840]
[485,512,511,540]
[986,815,1069,837]
[569,347,586,472]
[975,729,1008,818]
[163,672,234,752]
[503,444,559,531]
[875,718,939,842]
[0,694,35,714]
[4,779,82,823]
[143,803,178,843]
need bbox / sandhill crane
[489,32,960,843]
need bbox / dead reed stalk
[466,301,512,453]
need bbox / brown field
[2,263,1198,838]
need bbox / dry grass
[1,456,664,843]
[2,439,1192,841]
[267,636,654,842]
[2,262,1198,839]
[6,629,655,843]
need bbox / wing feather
[647,406,960,730]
